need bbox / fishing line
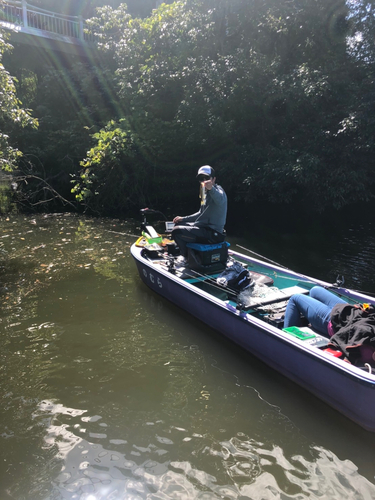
[157,243,375,309]
[158,255,246,298]
[180,266,242,298]
[236,244,291,269]
[236,244,322,285]
[105,229,140,238]
[207,358,300,430]
[236,244,375,301]
[165,261,282,312]
[162,255,287,311]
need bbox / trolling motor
[139,208,179,265]
[140,208,167,244]
[140,208,167,230]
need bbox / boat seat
[185,241,230,272]
[186,241,230,251]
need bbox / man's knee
[172,226,184,239]
[172,226,195,242]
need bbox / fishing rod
[104,209,167,239]
[172,263,244,298]
[237,244,375,301]
[105,229,139,238]
[327,278,375,300]
[140,208,167,232]
[236,244,291,270]
[160,253,251,300]
[169,256,284,311]
[182,264,290,313]
[140,210,375,302]
[235,244,316,285]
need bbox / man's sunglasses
[198,175,211,182]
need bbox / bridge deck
[0,0,95,44]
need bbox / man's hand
[173,216,183,224]
[202,178,214,190]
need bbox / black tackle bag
[216,261,253,292]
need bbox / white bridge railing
[0,0,94,42]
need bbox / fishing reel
[140,208,172,247]
[334,275,345,287]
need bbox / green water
[0,214,375,500]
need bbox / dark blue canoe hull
[131,244,375,432]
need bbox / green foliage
[72,120,152,214]
[8,55,120,208]
[22,62,114,166]
[0,30,38,172]
[76,0,375,213]
[6,0,375,214]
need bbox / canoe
[131,234,375,432]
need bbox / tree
[0,29,37,173]
[10,53,123,210]
[72,120,154,214]
[76,0,375,214]
[75,1,243,212]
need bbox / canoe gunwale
[130,243,375,431]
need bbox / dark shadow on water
[226,200,375,293]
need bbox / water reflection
[0,214,374,499]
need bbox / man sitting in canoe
[171,166,227,263]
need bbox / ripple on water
[1,215,375,499]
[40,409,375,500]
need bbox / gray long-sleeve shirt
[179,184,227,233]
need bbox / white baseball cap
[197,165,215,177]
